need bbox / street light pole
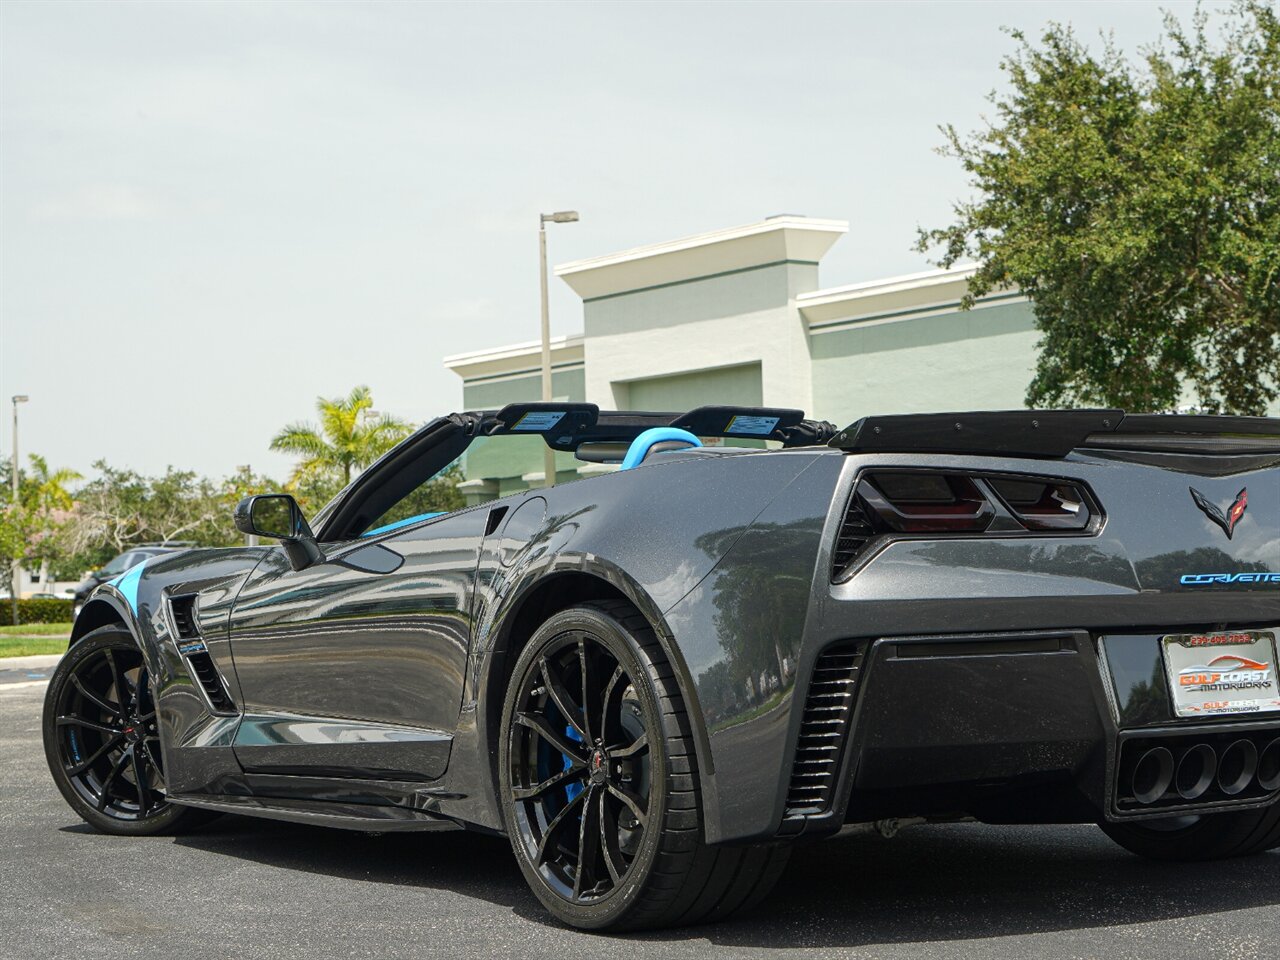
[538,211,579,489]
[10,395,29,625]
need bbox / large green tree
[63,462,279,573]
[270,385,414,491]
[917,2,1279,413]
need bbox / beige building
[443,215,1044,498]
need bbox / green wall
[461,365,585,411]
[810,300,1039,425]
[460,367,586,495]
[584,262,816,336]
[619,362,763,412]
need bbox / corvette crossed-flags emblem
[1189,486,1249,540]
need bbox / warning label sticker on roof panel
[725,415,779,436]
[512,411,566,431]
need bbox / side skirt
[169,793,465,833]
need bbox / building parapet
[554,215,847,302]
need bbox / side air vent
[168,595,235,715]
[831,495,876,580]
[169,595,200,640]
[186,652,234,713]
[784,646,864,820]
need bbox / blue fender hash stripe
[108,559,151,613]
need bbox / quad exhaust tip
[1259,739,1280,793]
[1174,743,1216,801]
[1130,738,1280,805]
[1218,739,1259,796]
[1132,747,1174,805]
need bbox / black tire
[1101,805,1280,861]
[43,625,216,836]
[498,600,789,931]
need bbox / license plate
[1162,630,1280,718]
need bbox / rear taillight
[984,476,1091,531]
[856,473,994,533]
[832,470,1100,580]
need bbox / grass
[0,622,72,658]
[0,622,74,636]
[0,635,67,658]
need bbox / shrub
[11,597,74,624]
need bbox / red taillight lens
[984,476,1091,531]
[832,470,1100,580]
[856,473,995,533]
[853,471,1097,536]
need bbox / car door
[225,506,490,782]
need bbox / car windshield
[99,553,135,575]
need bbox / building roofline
[554,215,849,278]
[795,263,979,308]
[443,333,585,370]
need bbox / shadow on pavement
[169,816,1280,948]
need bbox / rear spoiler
[830,410,1280,458]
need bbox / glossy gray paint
[70,433,1280,845]
[226,505,490,782]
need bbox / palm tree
[270,386,414,488]
[25,454,81,514]
[23,454,83,593]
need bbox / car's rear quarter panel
[665,448,1280,843]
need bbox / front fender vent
[168,595,235,715]
[169,595,201,643]
[784,646,864,820]
[186,652,235,714]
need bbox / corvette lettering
[1180,572,1280,586]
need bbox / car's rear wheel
[499,600,789,931]
[43,626,214,835]
[1101,804,1280,861]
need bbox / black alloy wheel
[43,626,211,835]
[507,625,652,904]
[499,601,790,931]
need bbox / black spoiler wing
[830,410,1280,458]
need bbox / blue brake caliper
[563,725,584,802]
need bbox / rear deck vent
[784,646,864,820]
[186,652,234,714]
[831,496,876,580]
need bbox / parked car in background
[71,544,193,617]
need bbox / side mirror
[234,494,325,571]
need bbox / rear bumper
[678,449,1280,845]
[776,624,1280,840]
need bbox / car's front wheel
[1101,805,1280,861]
[498,600,789,931]
[43,626,214,835]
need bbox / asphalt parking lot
[3,678,1279,960]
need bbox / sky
[0,0,1203,482]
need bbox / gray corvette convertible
[44,403,1280,930]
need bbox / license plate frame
[1162,630,1280,719]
